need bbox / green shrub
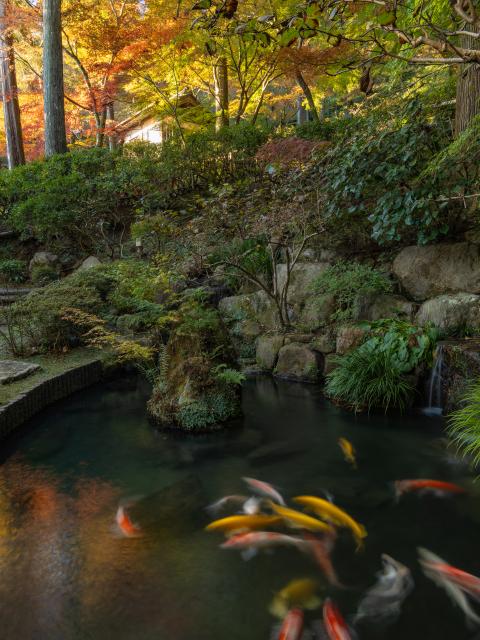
[448,381,480,468]
[326,348,414,412]
[326,320,437,412]
[312,261,392,323]
[0,258,27,284]
[30,263,59,285]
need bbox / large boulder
[277,262,331,307]
[353,293,415,322]
[274,343,322,382]
[256,334,285,371]
[76,256,101,272]
[297,294,336,331]
[393,243,480,301]
[218,290,279,329]
[416,293,480,332]
[29,251,58,272]
[336,325,366,355]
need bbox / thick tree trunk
[0,0,25,168]
[214,56,229,131]
[295,70,319,123]
[455,23,480,136]
[43,0,67,156]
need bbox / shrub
[312,261,392,323]
[0,258,27,284]
[30,263,59,286]
[177,389,241,431]
[448,381,480,468]
[326,319,437,412]
[326,348,414,413]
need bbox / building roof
[116,91,200,134]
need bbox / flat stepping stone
[0,361,41,385]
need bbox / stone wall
[0,360,103,439]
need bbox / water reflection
[0,377,477,639]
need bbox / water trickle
[423,345,444,416]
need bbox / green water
[0,376,478,639]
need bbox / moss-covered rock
[147,300,242,431]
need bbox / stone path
[0,360,41,385]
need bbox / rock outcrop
[393,243,480,301]
[416,293,480,333]
[274,343,322,382]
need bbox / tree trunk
[95,108,107,147]
[295,70,319,123]
[0,0,25,168]
[107,103,117,151]
[43,0,67,156]
[455,23,480,136]
[214,56,229,131]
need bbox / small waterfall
[423,345,444,416]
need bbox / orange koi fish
[221,531,308,560]
[115,505,142,538]
[303,531,342,587]
[395,479,465,499]
[323,599,353,640]
[278,608,304,640]
[243,477,286,505]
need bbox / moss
[0,348,108,406]
[177,388,241,431]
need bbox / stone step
[0,288,35,306]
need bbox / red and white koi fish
[243,477,286,506]
[303,531,342,587]
[394,479,465,499]
[323,599,352,640]
[115,505,142,538]
[419,547,480,626]
[221,531,308,560]
[278,608,304,640]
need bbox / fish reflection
[419,547,480,626]
[354,554,413,624]
[270,578,321,619]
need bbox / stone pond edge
[0,359,104,440]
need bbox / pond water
[0,376,478,640]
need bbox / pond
[0,376,478,640]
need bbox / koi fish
[206,494,261,516]
[115,505,142,538]
[354,554,413,624]
[294,496,367,549]
[277,608,304,640]
[323,598,352,640]
[206,514,281,534]
[221,531,308,560]
[206,495,249,515]
[394,479,465,499]
[303,531,341,587]
[270,579,321,619]
[419,547,480,626]
[338,438,357,469]
[270,502,335,534]
[243,477,286,505]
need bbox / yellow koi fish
[269,578,321,619]
[270,502,334,534]
[338,438,357,469]
[293,495,367,549]
[205,514,281,534]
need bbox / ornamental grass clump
[448,382,480,469]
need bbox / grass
[448,381,480,468]
[0,347,108,406]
